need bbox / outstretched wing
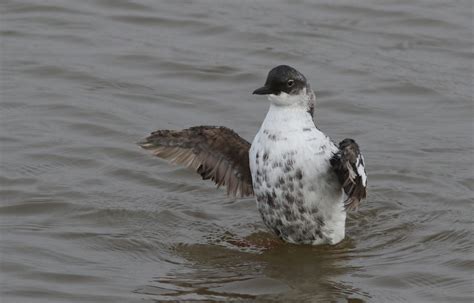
[139,126,254,197]
[330,138,367,210]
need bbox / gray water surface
[1,0,473,302]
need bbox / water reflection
[137,236,370,302]
[1,0,472,302]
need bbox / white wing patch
[330,138,368,210]
[356,154,367,187]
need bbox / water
[1,0,472,302]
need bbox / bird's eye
[287,79,295,87]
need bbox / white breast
[249,104,346,245]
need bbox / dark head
[253,65,308,97]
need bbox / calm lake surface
[1,0,472,302]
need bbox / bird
[139,65,367,245]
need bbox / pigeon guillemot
[139,65,367,245]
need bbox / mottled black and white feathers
[330,138,367,210]
[138,127,368,210]
[138,65,369,245]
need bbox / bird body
[139,65,367,246]
[250,103,345,244]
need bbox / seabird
[139,65,367,245]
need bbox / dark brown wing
[330,138,367,210]
[138,126,253,197]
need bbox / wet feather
[138,126,254,197]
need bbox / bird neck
[262,104,315,132]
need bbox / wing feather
[139,126,254,197]
[330,138,367,210]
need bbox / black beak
[252,86,273,95]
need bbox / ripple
[3,2,86,15]
[0,176,37,186]
[1,0,472,302]
[421,229,471,251]
[93,0,151,11]
[109,15,204,28]
[0,201,71,215]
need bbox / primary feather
[139,126,254,197]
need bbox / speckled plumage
[139,65,367,246]
[249,98,345,245]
